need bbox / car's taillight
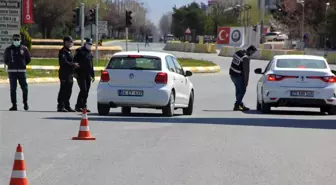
[155,72,167,84]
[267,74,297,81]
[307,76,336,83]
[100,70,110,82]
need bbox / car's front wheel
[183,91,194,115]
[97,103,110,116]
[162,92,175,117]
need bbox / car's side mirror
[331,70,336,75]
[254,68,263,74]
[185,70,193,77]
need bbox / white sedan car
[254,55,336,115]
[97,51,194,117]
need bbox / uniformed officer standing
[73,38,95,112]
[57,36,79,112]
[229,45,257,111]
[4,34,31,111]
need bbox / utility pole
[80,3,85,47]
[95,4,99,64]
[260,0,265,44]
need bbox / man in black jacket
[73,38,95,112]
[229,45,257,111]
[57,36,79,112]
[4,34,31,111]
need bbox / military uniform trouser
[75,76,91,109]
[8,72,28,105]
[57,78,73,109]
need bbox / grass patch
[0,68,102,79]
[0,58,216,79]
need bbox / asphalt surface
[1,42,336,184]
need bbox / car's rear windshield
[106,55,161,70]
[276,59,327,69]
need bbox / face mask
[69,43,73,48]
[85,44,91,50]
[13,41,20,47]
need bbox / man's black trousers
[57,78,73,109]
[75,76,91,109]
[8,72,28,105]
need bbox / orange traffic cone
[72,108,96,140]
[9,144,28,185]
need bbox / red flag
[23,0,34,24]
[216,27,230,44]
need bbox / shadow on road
[43,112,336,130]
[243,110,326,116]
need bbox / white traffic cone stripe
[14,152,24,160]
[80,126,90,131]
[82,114,88,119]
[11,170,27,178]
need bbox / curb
[0,66,220,84]
[0,65,221,73]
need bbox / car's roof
[273,55,326,60]
[113,51,173,58]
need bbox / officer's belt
[230,67,241,74]
[7,69,26,72]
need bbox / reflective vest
[229,51,247,76]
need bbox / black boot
[9,104,17,111]
[65,107,76,112]
[233,103,244,111]
[23,102,29,111]
[241,103,250,111]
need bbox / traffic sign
[0,0,21,63]
[98,21,108,35]
[185,28,191,34]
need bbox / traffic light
[126,10,132,27]
[72,7,80,26]
[88,8,96,24]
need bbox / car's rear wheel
[320,107,328,113]
[327,106,336,115]
[260,100,271,113]
[97,103,110,116]
[162,92,175,117]
[256,97,261,111]
[121,107,131,115]
[183,91,194,115]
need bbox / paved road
[1,43,336,184]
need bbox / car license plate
[118,90,143,96]
[290,91,314,97]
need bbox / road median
[0,58,220,84]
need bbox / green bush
[20,27,32,51]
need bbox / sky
[144,0,207,25]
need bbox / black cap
[85,38,93,45]
[247,45,257,52]
[63,36,73,42]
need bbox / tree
[33,0,76,38]
[171,2,207,38]
[159,12,172,36]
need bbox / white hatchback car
[254,55,336,115]
[97,51,195,117]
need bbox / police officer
[73,38,95,112]
[229,45,257,111]
[4,34,31,111]
[57,36,79,112]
